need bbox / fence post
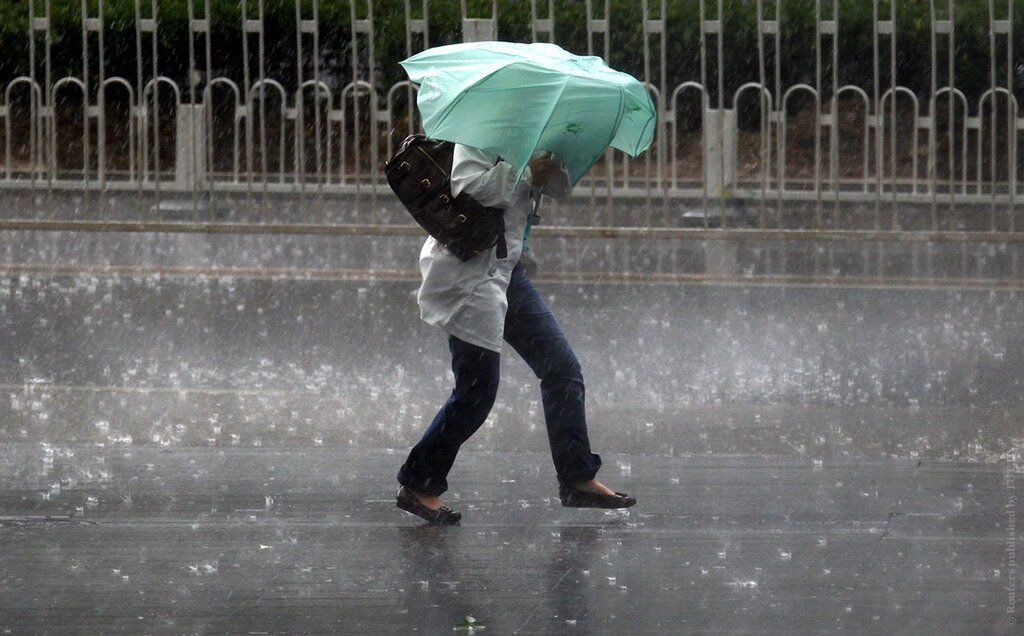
[530,0,554,43]
[703,108,736,196]
[175,104,207,190]
[461,0,497,42]
[462,19,495,42]
[586,0,612,225]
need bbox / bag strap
[456,146,507,259]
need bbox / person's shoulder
[454,143,500,164]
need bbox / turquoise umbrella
[399,41,656,187]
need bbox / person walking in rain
[395,144,637,524]
[392,40,654,524]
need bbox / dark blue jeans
[398,260,602,496]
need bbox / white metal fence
[0,0,1021,232]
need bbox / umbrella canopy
[399,41,656,187]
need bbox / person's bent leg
[397,335,500,496]
[503,263,602,486]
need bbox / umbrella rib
[518,75,572,185]
[574,88,627,187]
[426,60,520,134]
[610,93,656,158]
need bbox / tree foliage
[1,0,1021,106]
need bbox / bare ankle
[407,487,442,509]
[570,479,615,495]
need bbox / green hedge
[1,0,1021,107]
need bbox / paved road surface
[1,447,1019,634]
[1,234,1021,632]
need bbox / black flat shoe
[559,484,637,509]
[396,486,462,525]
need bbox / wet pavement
[1,229,1022,632]
[1,447,1020,634]
[1,267,1021,459]
[1,189,1022,234]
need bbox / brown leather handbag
[381,133,508,262]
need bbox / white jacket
[416,143,573,352]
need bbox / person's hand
[528,151,560,188]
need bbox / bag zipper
[415,145,448,176]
